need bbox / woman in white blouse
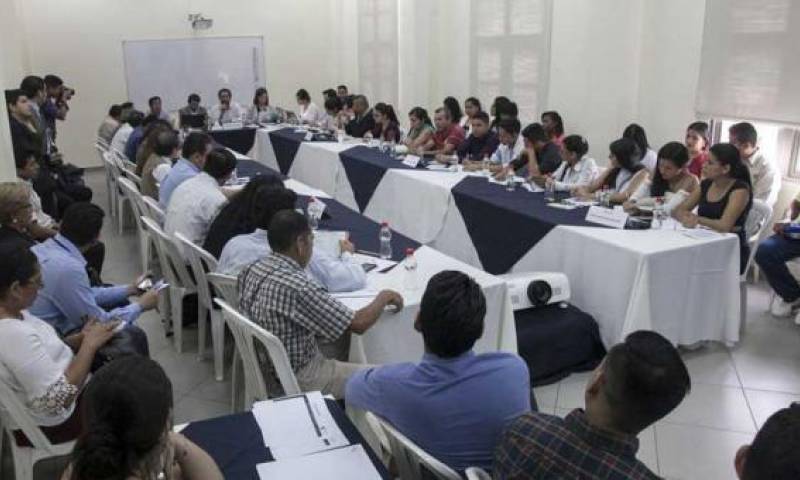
[0,244,116,442]
[575,138,650,205]
[624,141,699,215]
[247,87,283,124]
[531,134,598,191]
[296,88,324,125]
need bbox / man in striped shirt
[494,331,691,479]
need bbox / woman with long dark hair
[404,107,435,151]
[542,135,598,191]
[623,123,657,172]
[541,111,565,146]
[576,138,649,204]
[443,96,466,130]
[674,143,753,272]
[463,97,482,134]
[64,356,222,480]
[247,87,282,124]
[625,142,698,214]
[372,102,401,143]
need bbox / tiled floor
[5,169,800,479]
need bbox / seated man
[513,122,563,178]
[756,194,800,319]
[159,132,212,208]
[238,210,403,399]
[97,104,122,144]
[735,403,800,479]
[165,148,236,258]
[424,107,465,157]
[148,95,170,121]
[456,111,499,165]
[28,202,159,336]
[208,88,244,126]
[729,121,780,207]
[15,147,58,240]
[140,130,179,200]
[110,109,143,155]
[494,330,691,479]
[346,270,531,473]
[491,118,524,174]
[179,93,208,128]
[217,187,366,292]
[124,113,156,161]
[344,95,376,138]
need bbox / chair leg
[116,197,126,235]
[12,444,34,480]
[231,351,243,412]
[740,282,748,335]
[171,289,184,354]
[198,304,209,361]
[211,310,225,381]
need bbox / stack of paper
[256,444,382,480]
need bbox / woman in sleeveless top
[576,137,649,205]
[673,143,753,273]
[624,142,699,215]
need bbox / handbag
[91,324,150,372]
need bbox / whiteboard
[122,36,264,114]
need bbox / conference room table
[250,125,742,348]
[234,156,517,364]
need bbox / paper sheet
[252,391,349,459]
[256,444,382,480]
[314,230,347,258]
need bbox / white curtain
[696,0,800,125]
[357,0,399,107]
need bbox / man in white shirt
[165,148,237,259]
[492,118,524,169]
[729,122,781,207]
[97,104,122,144]
[14,147,57,239]
[208,88,244,127]
[110,110,144,155]
[217,187,366,293]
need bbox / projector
[498,272,571,311]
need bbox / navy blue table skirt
[210,128,258,155]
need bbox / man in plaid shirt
[494,331,691,479]
[239,210,403,399]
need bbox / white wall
[0,0,30,180]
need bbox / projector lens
[527,280,552,307]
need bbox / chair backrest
[121,164,143,188]
[117,177,145,231]
[207,272,239,306]
[366,412,462,480]
[175,232,218,310]
[102,151,122,181]
[465,467,492,480]
[215,299,301,404]
[141,216,195,289]
[745,199,773,242]
[0,376,67,453]
[141,196,166,225]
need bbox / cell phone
[153,280,170,292]
[361,263,377,273]
[137,277,153,291]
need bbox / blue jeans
[755,234,800,302]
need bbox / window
[470,0,551,122]
[358,0,399,107]
[710,118,800,179]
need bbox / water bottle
[379,222,392,259]
[307,197,322,230]
[482,154,491,176]
[337,128,344,143]
[652,198,666,230]
[544,178,556,202]
[403,248,418,290]
[505,174,516,192]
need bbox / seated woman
[140,130,179,200]
[624,142,699,215]
[371,102,401,143]
[296,88,324,125]
[623,123,657,172]
[685,121,710,178]
[462,97,482,133]
[247,87,283,125]
[575,138,649,204]
[673,143,753,273]
[320,95,343,132]
[134,120,173,176]
[0,243,116,446]
[541,110,565,146]
[63,356,223,480]
[403,107,435,151]
[202,175,285,258]
[531,135,597,192]
[0,182,38,247]
[444,96,468,133]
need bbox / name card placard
[585,206,628,229]
[304,131,314,141]
[402,155,421,168]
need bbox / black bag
[91,325,150,372]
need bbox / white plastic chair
[0,377,75,480]
[138,215,172,329]
[141,196,166,226]
[117,177,150,271]
[741,199,773,331]
[95,142,115,213]
[175,233,226,381]
[465,467,492,480]
[214,299,301,409]
[208,273,243,411]
[101,151,121,224]
[365,412,461,480]
[141,217,197,352]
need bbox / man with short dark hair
[729,122,780,206]
[179,93,208,127]
[159,132,212,208]
[735,404,800,479]
[209,88,243,126]
[456,111,499,163]
[29,202,159,335]
[513,122,563,178]
[491,118,524,173]
[97,104,122,144]
[494,330,691,479]
[19,76,47,146]
[14,147,57,240]
[42,74,66,139]
[344,95,375,138]
[5,89,41,158]
[165,148,237,258]
[148,95,169,121]
[238,210,403,399]
[110,109,144,155]
[425,107,466,156]
[347,270,531,473]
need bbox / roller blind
[358,0,399,107]
[696,0,800,124]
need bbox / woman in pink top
[686,121,710,178]
[542,110,565,146]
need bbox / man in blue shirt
[346,270,532,473]
[159,132,212,209]
[29,202,159,335]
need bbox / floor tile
[555,372,591,409]
[533,382,558,413]
[744,389,800,429]
[662,383,756,433]
[680,346,740,387]
[732,351,800,394]
[656,423,753,480]
[174,395,230,424]
[190,374,234,405]
[153,348,214,397]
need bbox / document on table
[314,230,347,258]
[252,391,349,459]
[331,289,380,311]
[256,444,382,480]
[681,227,724,240]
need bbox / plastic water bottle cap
[381,221,389,227]
[405,248,415,255]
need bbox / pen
[356,249,381,258]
